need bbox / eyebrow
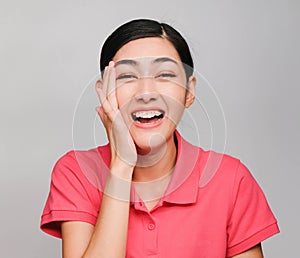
[114,57,178,67]
[115,59,138,67]
[152,57,178,65]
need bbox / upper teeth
[133,110,163,119]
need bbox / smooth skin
[61,37,264,258]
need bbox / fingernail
[109,61,114,67]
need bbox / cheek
[161,84,187,103]
[116,85,133,109]
[162,86,187,125]
[166,99,185,125]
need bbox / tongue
[139,117,159,123]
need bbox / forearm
[80,61,136,258]
[82,164,133,258]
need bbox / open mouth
[132,110,165,124]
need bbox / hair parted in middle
[100,19,194,80]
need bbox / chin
[130,124,176,155]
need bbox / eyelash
[116,74,138,80]
[117,73,176,80]
[156,73,176,78]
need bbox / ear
[95,79,103,93]
[185,75,196,108]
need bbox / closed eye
[156,73,176,78]
[116,74,138,80]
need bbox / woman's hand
[96,61,137,177]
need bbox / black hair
[100,19,194,80]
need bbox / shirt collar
[161,130,201,205]
[130,130,201,206]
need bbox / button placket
[143,214,158,255]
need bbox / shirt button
[148,223,155,230]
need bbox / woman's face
[112,37,196,154]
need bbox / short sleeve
[40,151,102,238]
[226,161,279,257]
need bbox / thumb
[96,106,105,122]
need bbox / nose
[134,77,159,103]
[135,92,159,103]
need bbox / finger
[106,63,114,94]
[104,61,115,97]
[98,88,116,121]
[95,106,105,123]
[101,66,110,97]
[95,66,108,100]
[107,62,118,109]
[96,74,108,109]
[97,86,106,106]
[96,63,118,122]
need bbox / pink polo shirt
[41,132,279,257]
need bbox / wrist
[104,169,132,202]
[110,158,134,180]
[109,144,137,170]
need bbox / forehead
[112,37,181,63]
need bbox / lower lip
[132,117,165,129]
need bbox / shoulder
[41,146,110,237]
[178,134,248,187]
[51,144,111,190]
[55,144,110,167]
[189,144,243,188]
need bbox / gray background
[1,0,299,257]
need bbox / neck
[132,134,177,182]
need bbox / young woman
[41,19,279,258]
